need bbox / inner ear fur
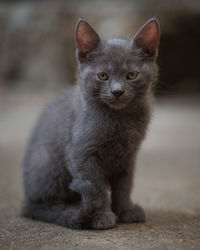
[76,19,100,60]
[133,18,160,58]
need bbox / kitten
[22,18,160,229]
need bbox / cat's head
[75,18,160,110]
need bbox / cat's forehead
[106,38,129,47]
[104,38,131,55]
[97,38,140,70]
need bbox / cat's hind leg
[22,202,83,229]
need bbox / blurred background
[0,0,200,249]
[0,0,200,94]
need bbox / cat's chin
[102,99,129,110]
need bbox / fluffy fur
[22,18,160,229]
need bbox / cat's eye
[126,71,138,80]
[97,72,109,81]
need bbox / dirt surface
[0,92,200,250]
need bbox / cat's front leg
[69,155,116,229]
[111,168,146,223]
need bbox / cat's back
[23,86,78,202]
[28,86,78,148]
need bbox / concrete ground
[0,91,200,250]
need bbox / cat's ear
[132,18,160,59]
[76,18,100,62]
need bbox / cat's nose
[112,89,124,98]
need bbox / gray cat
[22,18,160,229]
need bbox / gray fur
[22,18,159,229]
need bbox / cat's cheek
[140,63,157,84]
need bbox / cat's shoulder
[36,86,78,125]
[47,86,77,110]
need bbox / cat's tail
[22,201,84,229]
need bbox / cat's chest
[93,112,147,172]
[93,129,135,177]
[95,122,137,162]
[101,125,135,153]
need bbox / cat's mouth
[111,98,124,105]
[102,96,128,109]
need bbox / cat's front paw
[90,211,117,229]
[117,204,146,223]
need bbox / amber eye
[126,71,138,80]
[97,72,109,81]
